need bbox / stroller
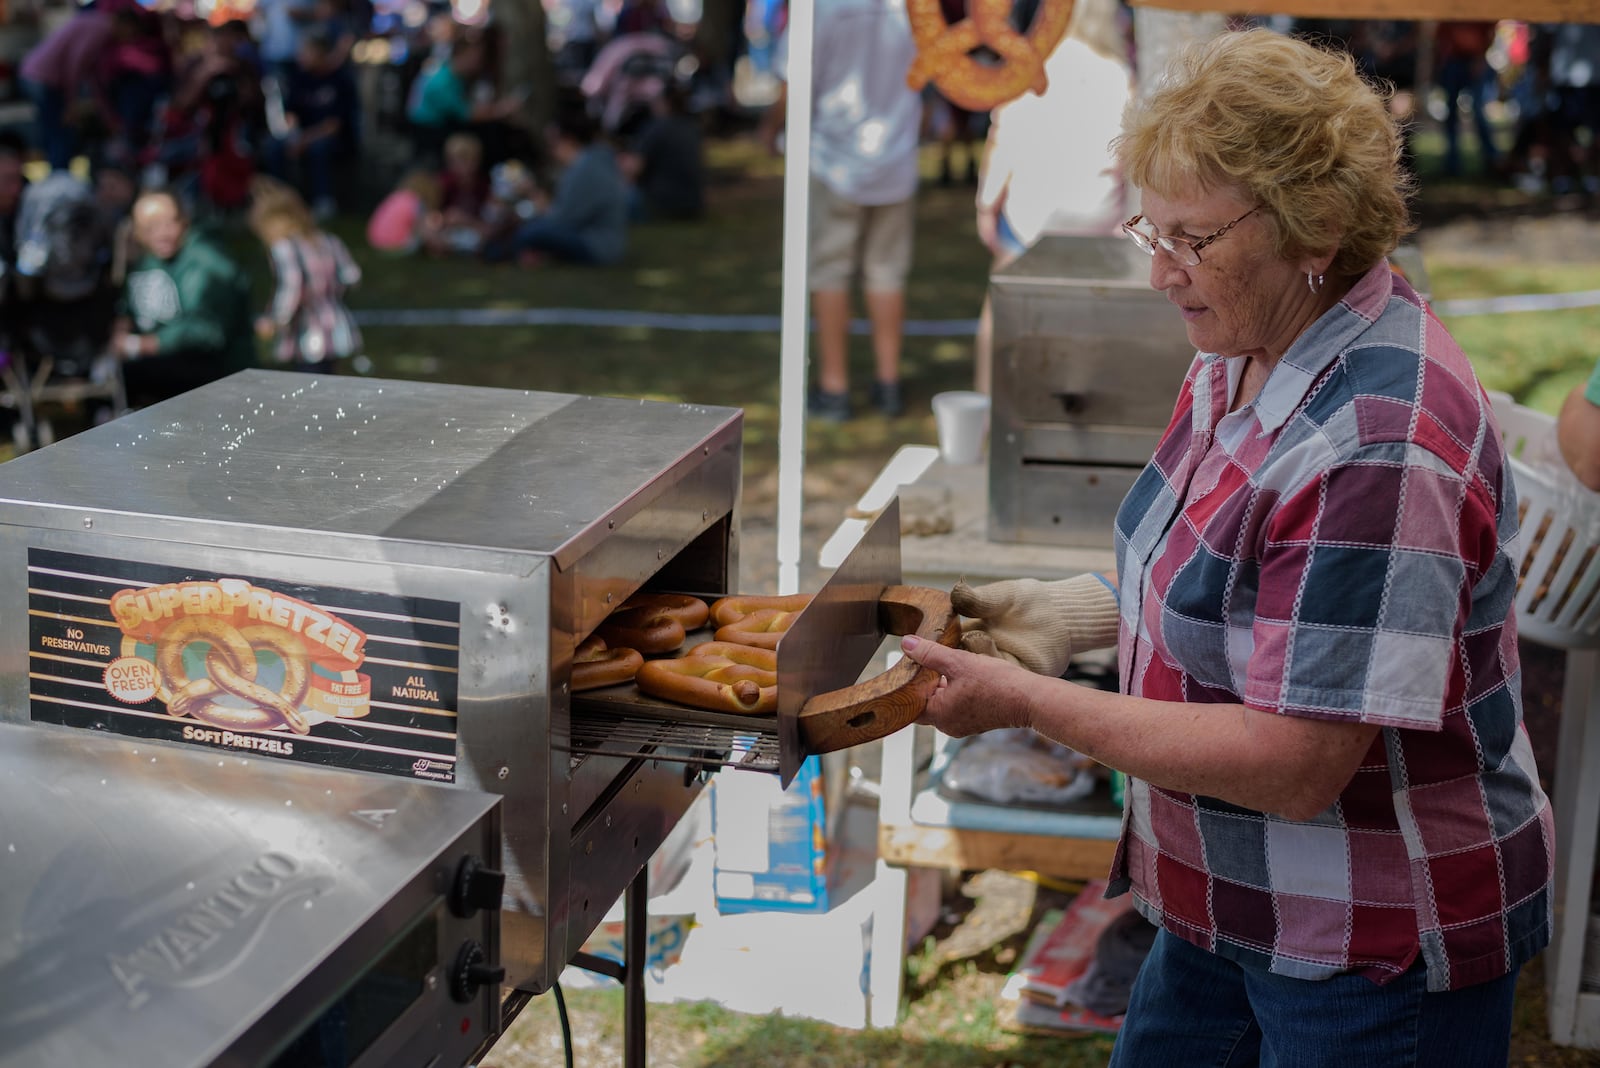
[1,173,128,454]
[579,32,696,139]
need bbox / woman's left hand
[900,634,1039,737]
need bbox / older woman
[901,29,1552,1065]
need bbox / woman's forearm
[1021,674,1380,820]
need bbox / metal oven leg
[625,865,648,1068]
[568,863,650,1064]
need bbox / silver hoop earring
[1307,272,1324,295]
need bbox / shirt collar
[1200,259,1405,434]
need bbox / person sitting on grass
[618,83,705,222]
[115,189,256,408]
[420,132,494,256]
[366,169,440,254]
[490,105,627,268]
[406,38,524,166]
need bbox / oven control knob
[449,855,506,918]
[449,940,506,1004]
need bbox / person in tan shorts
[805,176,916,418]
[762,0,922,420]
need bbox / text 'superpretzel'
[156,616,313,734]
[905,0,1076,113]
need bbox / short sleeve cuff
[1584,359,1600,407]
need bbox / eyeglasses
[1120,207,1259,267]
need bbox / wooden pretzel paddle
[797,585,960,754]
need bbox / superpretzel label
[110,580,368,665]
[27,548,463,783]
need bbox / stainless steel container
[0,721,503,1068]
[987,235,1430,548]
[0,370,744,995]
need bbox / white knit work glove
[951,574,1120,678]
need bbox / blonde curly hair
[1114,29,1415,281]
[247,175,317,244]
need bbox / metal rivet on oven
[702,511,708,521]
[561,802,568,814]
[82,517,92,529]
[607,519,615,529]
[497,765,509,780]
[605,814,612,827]
[426,974,439,992]
[656,549,663,560]
[605,593,613,604]
[585,841,593,855]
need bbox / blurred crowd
[0,0,1595,437]
[2,0,714,222]
[0,0,721,442]
[1275,19,1600,195]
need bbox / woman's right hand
[900,634,1038,738]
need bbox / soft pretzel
[714,607,801,650]
[636,641,779,715]
[572,634,645,692]
[709,593,813,629]
[598,593,710,654]
[905,0,1076,113]
[621,593,710,628]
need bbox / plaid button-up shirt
[1106,261,1553,992]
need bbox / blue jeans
[22,79,73,171]
[264,135,335,206]
[110,72,165,158]
[505,216,597,264]
[1108,929,1519,1068]
[1438,58,1499,176]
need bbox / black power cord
[552,979,574,1068]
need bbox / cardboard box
[712,755,831,914]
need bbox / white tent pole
[774,0,815,597]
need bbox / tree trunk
[496,0,559,132]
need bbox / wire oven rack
[568,689,781,774]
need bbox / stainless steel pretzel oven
[0,370,951,1053]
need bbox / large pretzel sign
[906,0,1076,112]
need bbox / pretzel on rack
[156,617,313,734]
[714,607,801,650]
[572,634,645,692]
[598,592,710,654]
[636,640,779,715]
[708,593,812,629]
[905,0,1076,112]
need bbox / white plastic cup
[931,391,991,465]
